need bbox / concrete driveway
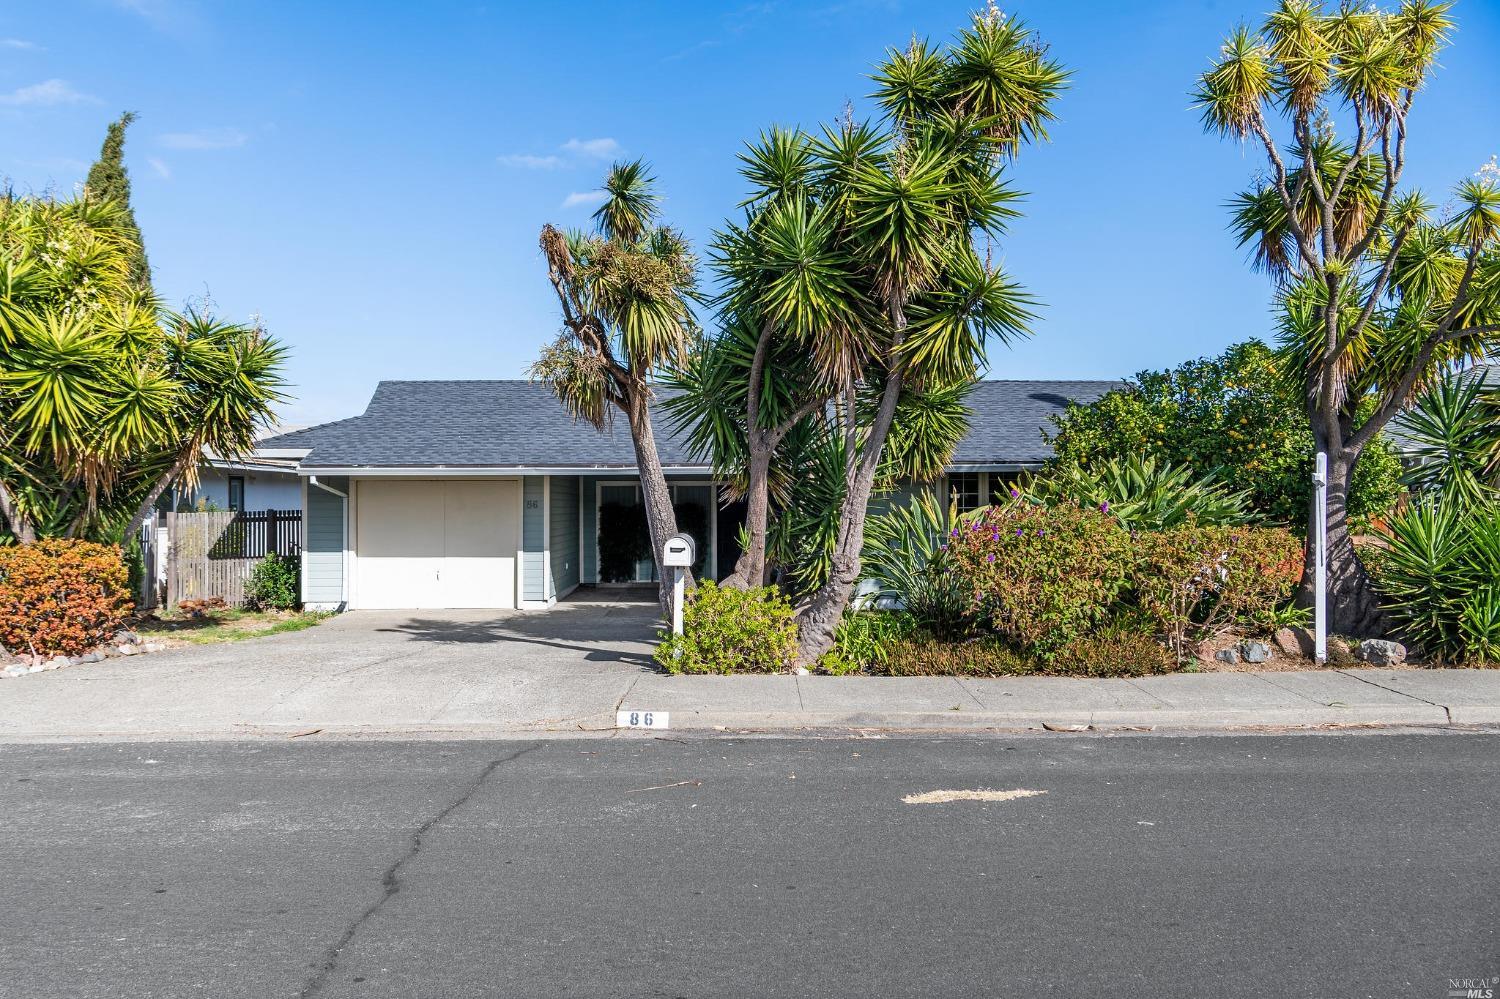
[0,595,662,740]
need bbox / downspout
[308,476,350,612]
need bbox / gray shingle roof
[266,378,1121,471]
[950,380,1120,466]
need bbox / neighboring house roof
[261,378,1122,472]
[949,379,1119,467]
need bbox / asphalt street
[2,731,1496,998]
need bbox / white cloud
[159,127,248,150]
[1,38,39,50]
[497,137,623,170]
[0,79,97,107]
[147,156,171,179]
[561,190,609,209]
[561,137,621,159]
[496,153,564,169]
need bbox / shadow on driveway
[369,601,662,670]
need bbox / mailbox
[662,533,695,568]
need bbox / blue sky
[2,0,1497,426]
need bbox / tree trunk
[1298,446,1387,638]
[0,480,37,544]
[122,454,191,549]
[723,436,773,589]
[624,388,686,621]
[795,368,906,665]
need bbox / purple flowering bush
[944,498,1131,659]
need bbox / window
[227,476,245,512]
[947,472,981,513]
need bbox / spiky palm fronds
[0,192,286,542]
[1395,372,1500,507]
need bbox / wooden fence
[139,509,304,610]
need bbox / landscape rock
[1358,639,1407,666]
[117,644,140,656]
[1273,627,1316,658]
[1214,647,1241,665]
[113,630,140,646]
[1239,641,1272,664]
[1326,637,1357,665]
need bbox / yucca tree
[1194,0,1500,635]
[670,9,1063,662]
[532,160,698,618]
[0,192,286,545]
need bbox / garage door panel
[356,481,441,608]
[355,479,517,609]
[442,480,517,607]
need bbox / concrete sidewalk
[615,668,1500,732]
[1,621,1497,739]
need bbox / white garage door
[355,479,519,609]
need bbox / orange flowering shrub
[1131,524,1303,661]
[0,540,132,657]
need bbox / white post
[672,567,686,637]
[1313,451,1328,664]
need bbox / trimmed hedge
[0,540,132,657]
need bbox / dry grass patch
[902,788,1048,805]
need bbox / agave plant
[1029,455,1252,531]
[859,488,971,638]
[1378,499,1500,662]
[1394,371,1500,508]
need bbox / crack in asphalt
[295,742,544,998]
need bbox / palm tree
[667,11,1062,661]
[532,161,698,618]
[1194,0,1500,635]
[0,192,286,545]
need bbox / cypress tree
[85,111,151,291]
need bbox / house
[252,378,1117,612]
[190,454,303,512]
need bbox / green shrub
[1028,455,1252,531]
[245,553,300,610]
[821,610,921,674]
[1378,500,1500,663]
[944,498,1131,660]
[861,491,971,637]
[0,540,132,656]
[655,580,798,674]
[1046,339,1404,525]
[872,629,1174,678]
[1131,523,1303,661]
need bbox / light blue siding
[521,477,546,602]
[581,475,600,583]
[549,475,580,597]
[303,476,347,607]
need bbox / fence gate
[152,508,303,609]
